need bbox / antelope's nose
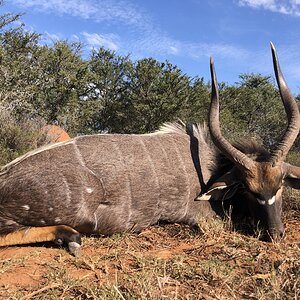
[269,228,285,241]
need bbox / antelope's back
[0,132,202,235]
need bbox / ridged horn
[209,56,256,171]
[270,42,300,164]
[283,163,300,178]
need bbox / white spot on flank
[86,187,93,194]
[55,217,61,223]
[22,205,30,210]
[5,220,16,226]
[40,219,46,224]
[49,207,53,212]
[267,196,276,206]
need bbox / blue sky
[3,0,300,93]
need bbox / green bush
[0,107,42,165]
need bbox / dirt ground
[0,214,299,299]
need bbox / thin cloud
[273,45,300,81]
[38,31,65,46]
[238,0,300,16]
[11,0,251,64]
[121,26,249,61]
[169,46,179,55]
[82,32,120,51]
[11,0,145,25]
[80,28,249,66]
[44,32,61,41]
[184,43,249,60]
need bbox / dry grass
[0,190,300,299]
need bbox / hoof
[54,225,82,255]
[191,223,204,235]
[68,241,81,257]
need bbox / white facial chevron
[257,195,276,206]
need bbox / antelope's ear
[283,163,300,189]
[195,168,241,201]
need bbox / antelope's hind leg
[0,225,82,256]
[53,225,82,256]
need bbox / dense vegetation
[0,11,299,166]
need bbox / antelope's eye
[252,192,263,200]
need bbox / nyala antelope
[0,43,299,256]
